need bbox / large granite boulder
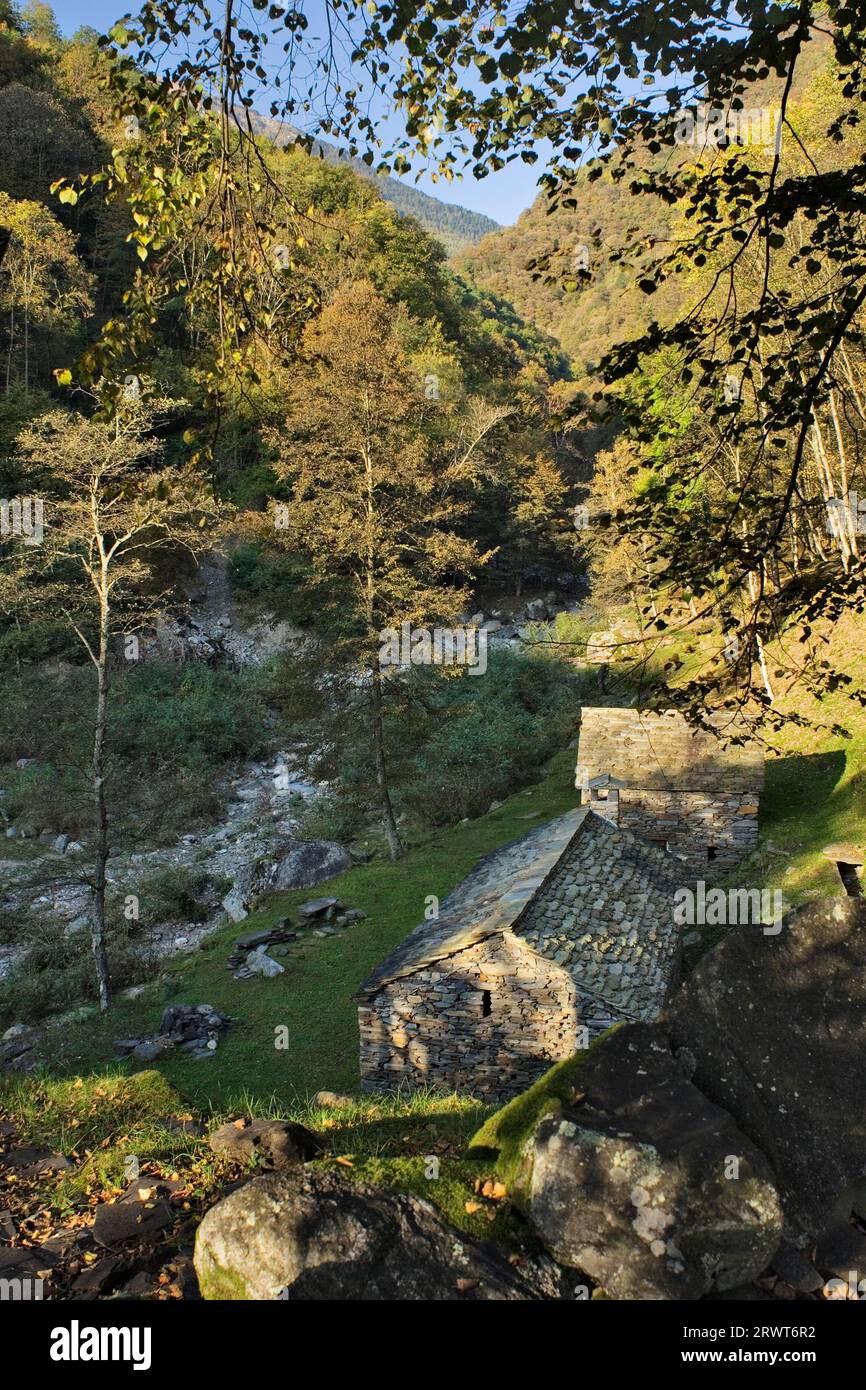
[665,897,866,1240]
[473,1023,782,1300]
[267,839,352,892]
[194,1168,546,1300]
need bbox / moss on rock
[467,1033,619,1198]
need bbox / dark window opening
[481,990,492,1017]
[707,846,717,862]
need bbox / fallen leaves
[474,1176,507,1201]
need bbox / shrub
[291,790,367,845]
[108,865,229,927]
[0,662,271,845]
[0,916,157,1028]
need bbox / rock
[161,1117,205,1137]
[131,1036,175,1063]
[245,945,284,978]
[297,897,341,921]
[208,1119,323,1169]
[234,923,295,951]
[221,861,266,922]
[222,888,249,923]
[501,1024,782,1300]
[117,1270,154,1298]
[0,1031,39,1072]
[585,630,621,664]
[92,1193,173,1249]
[814,1223,866,1282]
[770,1241,826,1294]
[53,834,70,854]
[665,897,866,1239]
[312,1091,354,1110]
[70,1257,121,1300]
[0,1243,56,1277]
[194,1168,547,1300]
[340,908,367,923]
[268,841,351,892]
[159,1003,231,1041]
[2,1023,29,1042]
[1,1147,71,1176]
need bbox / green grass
[14,611,866,1121]
[737,610,866,906]
[0,1069,527,1246]
[29,750,578,1109]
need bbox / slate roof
[358,808,587,998]
[514,811,682,1021]
[358,808,683,1020]
[578,706,764,794]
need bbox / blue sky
[48,0,545,225]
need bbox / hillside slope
[252,114,499,255]
[455,28,836,385]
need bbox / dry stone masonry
[576,706,764,875]
[359,808,683,1098]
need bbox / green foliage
[290,790,367,847]
[110,864,227,928]
[395,649,582,826]
[0,912,156,1027]
[0,662,270,843]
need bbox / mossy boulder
[194,1166,552,1300]
[666,897,866,1240]
[470,1023,782,1299]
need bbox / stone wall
[586,788,759,875]
[620,789,759,874]
[359,931,579,1100]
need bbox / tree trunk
[91,573,112,1010]
[371,668,403,862]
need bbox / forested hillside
[456,27,839,390]
[252,113,500,256]
[3,0,866,1323]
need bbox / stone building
[576,706,764,875]
[358,807,683,1099]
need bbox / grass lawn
[29,749,579,1112]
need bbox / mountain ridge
[250,113,500,256]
